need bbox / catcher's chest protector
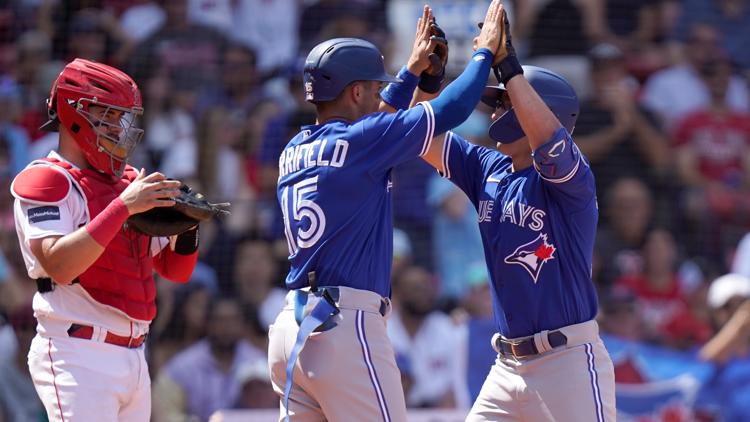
[43,158,157,321]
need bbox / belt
[36,277,79,293]
[495,330,567,359]
[67,323,146,349]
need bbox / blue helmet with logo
[481,66,579,144]
[303,38,401,103]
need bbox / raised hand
[119,168,181,215]
[473,0,506,61]
[406,5,447,76]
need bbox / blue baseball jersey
[277,103,436,298]
[439,127,599,338]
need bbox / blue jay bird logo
[504,233,556,283]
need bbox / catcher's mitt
[127,184,230,237]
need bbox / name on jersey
[478,199,546,231]
[278,139,350,178]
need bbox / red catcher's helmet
[42,58,144,177]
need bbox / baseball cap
[707,273,750,309]
[236,360,270,385]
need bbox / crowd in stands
[1,0,750,420]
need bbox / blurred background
[1,0,750,420]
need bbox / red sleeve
[153,247,198,283]
[671,111,701,148]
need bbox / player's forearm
[31,229,106,285]
[504,75,563,150]
[31,198,131,284]
[429,49,493,134]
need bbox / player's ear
[350,82,363,103]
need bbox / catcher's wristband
[497,55,523,85]
[86,198,130,247]
[380,66,419,110]
[173,226,199,255]
[418,68,444,94]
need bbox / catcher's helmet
[303,38,401,102]
[42,58,144,177]
[481,66,579,144]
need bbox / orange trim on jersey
[47,339,66,422]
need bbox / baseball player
[418,13,617,422]
[267,3,508,421]
[10,58,199,421]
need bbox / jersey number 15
[281,176,327,254]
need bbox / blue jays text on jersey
[440,127,600,338]
[277,102,436,298]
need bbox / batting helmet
[481,66,579,144]
[303,38,400,102]
[42,58,144,177]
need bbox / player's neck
[510,155,533,172]
[58,133,93,170]
[316,113,354,125]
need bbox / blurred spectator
[231,0,298,74]
[640,23,749,130]
[13,30,64,143]
[300,0,385,58]
[614,228,712,348]
[150,279,215,372]
[119,1,165,43]
[388,265,457,408]
[595,177,654,286]
[135,67,197,177]
[451,264,495,410]
[232,359,277,410]
[426,174,486,304]
[0,78,30,175]
[152,297,265,422]
[672,0,750,74]
[0,306,44,421]
[672,58,750,259]
[598,287,646,341]
[575,43,670,196]
[232,235,285,332]
[699,273,750,364]
[392,227,413,281]
[127,0,228,92]
[515,0,607,95]
[41,3,133,65]
[601,0,662,50]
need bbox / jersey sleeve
[15,193,86,240]
[532,127,596,207]
[360,102,435,175]
[439,131,504,206]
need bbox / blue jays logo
[504,233,556,283]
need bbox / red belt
[67,324,147,349]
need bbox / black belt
[36,278,79,293]
[495,331,568,359]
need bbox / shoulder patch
[11,165,72,205]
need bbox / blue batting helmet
[303,38,401,103]
[481,66,579,144]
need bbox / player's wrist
[173,226,199,255]
[380,66,420,110]
[86,198,129,247]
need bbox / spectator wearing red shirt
[615,229,712,349]
[672,58,750,257]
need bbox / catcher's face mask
[79,101,144,174]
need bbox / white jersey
[13,151,168,338]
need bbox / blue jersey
[277,103,436,298]
[440,127,599,338]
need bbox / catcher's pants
[467,320,616,422]
[268,286,408,422]
[28,320,150,422]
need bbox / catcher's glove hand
[127,183,230,237]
